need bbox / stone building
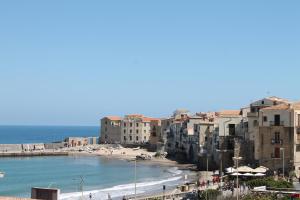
[257,102,300,176]
[100,116,122,144]
[120,114,161,145]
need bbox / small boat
[0,172,5,178]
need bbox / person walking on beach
[89,193,92,199]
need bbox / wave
[60,168,183,200]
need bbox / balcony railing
[269,121,285,126]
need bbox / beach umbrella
[237,166,254,173]
[226,167,236,173]
[254,173,266,177]
[243,173,254,177]
[230,172,243,176]
[253,166,268,173]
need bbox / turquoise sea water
[0,156,185,199]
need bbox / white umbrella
[253,166,268,173]
[254,173,265,177]
[231,172,243,176]
[226,167,236,173]
[237,166,254,173]
[243,173,254,176]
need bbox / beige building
[121,114,161,145]
[100,116,122,144]
[257,102,300,176]
[247,96,290,161]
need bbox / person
[122,196,126,200]
[89,193,92,199]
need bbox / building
[120,114,161,145]
[165,110,215,163]
[247,97,290,162]
[257,102,300,176]
[212,110,243,169]
[100,116,122,144]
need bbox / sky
[0,1,299,126]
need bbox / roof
[219,110,241,117]
[265,96,290,103]
[261,103,291,111]
[142,117,161,122]
[261,102,300,111]
[105,116,122,121]
[125,114,144,118]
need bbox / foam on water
[60,167,184,200]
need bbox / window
[130,129,132,134]
[136,123,139,127]
[228,124,235,136]
[124,123,126,127]
[136,136,139,141]
[274,147,280,158]
[129,136,132,141]
[105,121,108,125]
[130,123,133,127]
[144,123,147,126]
[144,130,146,133]
[262,100,265,105]
[136,130,139,134]
[105,134,108,139]
[298,114,300,126]
[296,145,300,152]
[144,136,146,140]
[263,116,268,122]
[274,132,280,144]
[124,129,126,134]
[124,136,126,141]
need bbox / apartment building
[120,114,161,145]
[257,102,300,175]
[100,116,122,144]
[247,97,290,161]
[165,110,215,163]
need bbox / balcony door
[274,115,281,126]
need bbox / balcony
[247,112,259,117]
[269,121,285,126]
[271,139,283,145]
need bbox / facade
[100,116,122,144]
[257,102,300,176]
[212,110,243,169]
[165,110,215,163]
[65,137,88,147]
[120,114,161,145]
[247,97,289,161]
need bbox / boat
[0,172,5,178]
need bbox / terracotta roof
[219,110,241,117]
[266,96,290,103]
[126,114,144,118]
[292,102,300,110]
[261,103,291,111]
[105,116,122,121]
[142,117,161,122]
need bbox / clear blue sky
[0,1,299,126]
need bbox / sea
[0,126,191,199]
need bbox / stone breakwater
[0,143,68,157]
